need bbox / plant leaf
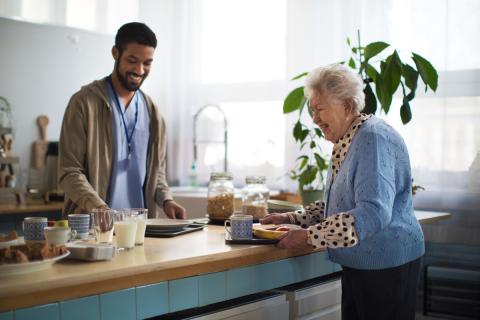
[364,41,390,61]
[310,141,316,149]
[293,121,302,142]
[401,63,419,93]
[291,72,309,81]
[314,153,327,171]
[300,129,309,143]
[346,37,351,46]
[363,82,377,114]
[365,63,378,82]
[400,98,412,124]
[348,57,356,69]
[383,50,401,95]
[412,53,438,91]
[375,75,392,114]
[295,155,308,162]
[283,87,305,113]
[314,128,324,139]
[299,157,308,170]
[352,47,358,54]
[299,165,318,187]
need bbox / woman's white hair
[304,64,365,113]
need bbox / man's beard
[115,62,146,92]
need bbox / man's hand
[163,200,187,219]
[259,213,290,225]
[277,228,309,250]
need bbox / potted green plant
[284,31,438,202]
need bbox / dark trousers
[341,257,422,320]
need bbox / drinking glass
[113,211,137,249]
[125,208,148,245]
[91,208,116,244]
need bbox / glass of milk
[125,208,148,245]
[113,211,138,250]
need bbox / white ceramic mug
[224,214,253,240]
[44,227,77,245]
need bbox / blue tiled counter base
[8,251,336,320]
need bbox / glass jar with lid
[207,172,235,221]
[241,176,269,220]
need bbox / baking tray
[225,233,278,245]
[145,223,206,238]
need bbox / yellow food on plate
[55,220,69,228]
[252,227,287,240]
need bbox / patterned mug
[224,214,253,240]
[23,217,48,242]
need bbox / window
[200,0,286,83]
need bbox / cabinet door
[190,294,289,320]
[288,279,341,320]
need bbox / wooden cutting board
[32,115,49,169]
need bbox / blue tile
[293,254,315,282]
[100,288,136,320]
[311,251,334,277]
[15,303,59,320]
[60,295,100,320]
[169,277,198,312]
[136,282,168,319]
[226,266,254,299]
[0,311,13,320]
[333,262,343,272]
[198,272,226,306]
[254,258,295,292]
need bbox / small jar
[241,176,269,220]
[207,172,235,220]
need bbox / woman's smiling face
[309,92,353,143]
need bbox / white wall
[0,17,113,183]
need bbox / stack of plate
[146,219,191,234]
[267,200,303,214]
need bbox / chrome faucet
[193,104,228,172]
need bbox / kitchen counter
[0,210,450,317]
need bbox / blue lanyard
[107,76,139,159]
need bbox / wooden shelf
[0,156,19,165]
[0,127,12,135]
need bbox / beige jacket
[59,78,173,218]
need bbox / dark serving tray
[145,223,206,238]
[225,233,278,245]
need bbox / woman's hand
[277,228,309,250]
[259,213,290,225]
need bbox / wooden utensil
[33,115,49,169]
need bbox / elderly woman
[261,64,424,320]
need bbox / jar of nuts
[207,172,235,220]
[241,176,269,220]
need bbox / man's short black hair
[115,22,157,53]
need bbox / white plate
[146,219,191,230]
[0,238,19,248]
[0,251,70,277]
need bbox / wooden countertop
[0,202,63,215]
[0,210,450,312]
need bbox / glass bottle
[207,172,234,220]
[241,176,269,220]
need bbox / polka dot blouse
[286,113,372,249]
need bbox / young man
[59,22,186,219]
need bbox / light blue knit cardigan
[324,116,425,270]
